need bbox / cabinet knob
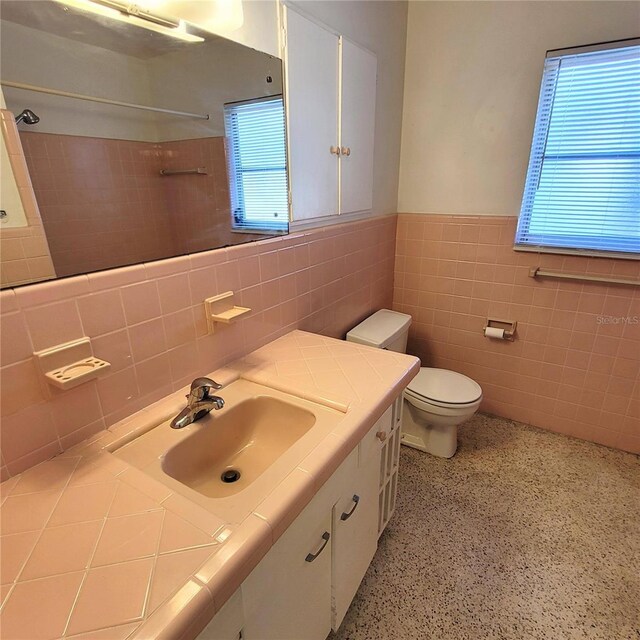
[340,146,351,156]
[376,430,387,442]
[330,146,341,156]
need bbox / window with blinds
[224,96,289,233]
[515,40,640,257]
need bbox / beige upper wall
[397,1,640,216]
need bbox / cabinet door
[339,38,377,215]
[359,406,393,466]
[196,588,243,640]
[331,452,379,631]
[285,7,339,220]
[242,500,332,640]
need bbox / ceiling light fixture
[54,0,205,42]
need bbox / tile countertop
[0,330,420,640]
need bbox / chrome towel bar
[529,267,640,287]
[160,167,208,176]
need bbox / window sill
[230,228,288,236]
[289,209,389,232]
[513,245,640,261]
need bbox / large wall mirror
[0,0,288,289]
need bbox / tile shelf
[204,291,251,334]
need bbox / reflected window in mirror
[224,96,289,235]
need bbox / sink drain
[221,469,241,483]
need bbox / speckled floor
[331,414,640,640]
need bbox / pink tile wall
[394,213,640,454]
[20,131,175,277]
[0,111,56,287]
[0,214,396,478]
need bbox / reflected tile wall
[0,215,396,477]
[19,132,268,279]
[20,131,175,277]
[160,137,265,253]
[393,213,640,454]
[0,111,56,287]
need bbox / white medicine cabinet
[282,4,377,222]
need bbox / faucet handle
[188,377,223,402]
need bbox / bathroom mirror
[0,0,288,288]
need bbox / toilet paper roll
[484,326,505,339]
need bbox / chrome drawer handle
[305,531,330,562]
[340,494,360,521]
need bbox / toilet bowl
[402,368,482,458]
[346,309,482,458]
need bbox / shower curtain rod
[1,80,210,120]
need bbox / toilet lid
[406,368,482,405]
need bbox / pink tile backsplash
[0,215,396,477]
[393,213,640,454]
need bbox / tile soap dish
[204,291,250,334]
[34,338,111,391]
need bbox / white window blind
[224,96,289,233]
[515,41,640,257]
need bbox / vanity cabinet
[196,589,243,640]
[331,441,379,630]
[197,397,400,640]
[242,447,357,640]
[378,398,403,535]
[283,5,377,222]
[242,508,333,640]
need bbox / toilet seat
[405,368,482,409]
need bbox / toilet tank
[346,310,412,353]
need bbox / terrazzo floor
[331,414,640,640]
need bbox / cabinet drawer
[359,406,393,466]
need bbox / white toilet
[346,309,482,458]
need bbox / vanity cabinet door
[242,501,332,640]
[359,406,393,465]
[196,588,243,640]
[331,450,379,630]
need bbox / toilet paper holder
[484,318,517,341]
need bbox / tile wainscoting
[393,213,639,454]
[0,215,396,477]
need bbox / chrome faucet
[170,377,225,429]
